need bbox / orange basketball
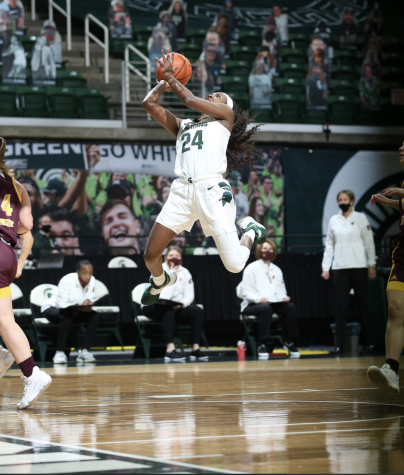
[156,53,192,86]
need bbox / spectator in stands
[306,62,327,109]
[227,172,248,222]
[313,20,332,46]
[248,197,266,229]
[168,0,187,40]
[217,1,237,40]
[204,43,221,87]
[157,11,177,53]
[0,11,25,79]
[238,238,300,358]
[272,3,288,43]
[31,213,60,259]
[141,245,207,362]
[359,64,380,109]
[243,170,261,202]
[148,26,171,64]
[261,32,280,71]
[192,60,215,97]
[109,0,132,38]
[141,175,171,217]
[7,0,23,33]
[101,199,141,255]
[31,35,56,85]
[41,20,62,66]
[338,8,357,49]
[18,176,43,232]
[217,14,230,54]
[48,207,83,256]
[249,61,273,110]
[200,31,226,69]
[107,179,134,211]
[260,176,280,220]
[41,260,99,364]
[308,36,329,80]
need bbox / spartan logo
[322,151,404,245]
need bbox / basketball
[156,53,192,86]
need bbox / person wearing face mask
[238,238,300,358]
[322,189,377,355]
[31,212,59,259]
[140,245,207,362]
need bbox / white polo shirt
[322,210,376,271]
[41,273,96,312]
[159,262,195,307]
[239,260,287,312]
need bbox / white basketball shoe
[17,367,52,410]
[0,345,15,379]
[367,363,400,395]
[237,216,267,244]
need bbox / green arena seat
[230,45,257,62]
[274,78,305,94]
[186,28,207,45]
[281,48,306,64]
[251,108,273,123]
[288,33,311,50]
[220,75,249,93]
[357,108,382,126]
[383,67,404,82]
[0,85,18,116]
[132,25,154,42]
[237,30,261,47]
[177,44,201,63]
[75,89,109,119]
[56,70,87,88]
[230,92,249,110]
[278,62,306,80]
[329,79,357,96]
[225,60,251,75]
[331,65,358,81]
[47,87,76,118]
[332,49,357,67]
[272,93,304,123]
[19,35,36,53]
[328,95,357,125]
[304,109,328,125]
[17,86,48,117]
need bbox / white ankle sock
[152,272,165,286]
[244,229,256,242]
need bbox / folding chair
[193,247,219,255]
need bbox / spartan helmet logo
[118,259,126,267]
[42,285,54,299]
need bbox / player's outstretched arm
[156,49,234,122]
[142,81,182,138]
[370,193,399,210]
[382,187,404,198]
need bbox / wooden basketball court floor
[0,356,403,474]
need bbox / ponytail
[0,137,14,177]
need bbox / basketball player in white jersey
[141,49,266,305]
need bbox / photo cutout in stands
[0,10,26,83]
[338,7,357,50]
[3,0,24,35]
[109,0,132,39]
[306,61,327,110]
[42,20,62,66]
[249,60,273,110]
[32,21,59,86]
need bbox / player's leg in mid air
[213,231,255,274]
[367,289,404,394]
[141,222,179,305]
[0,290,52,408]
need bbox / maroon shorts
[0,240,17,298]
[387,241,404,293]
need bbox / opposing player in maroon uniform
[0,137,52,409]
[367,142,404,394]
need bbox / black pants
[142,304,204,345]
[333,268,376,348]
[43,306,99,352]
[243,302,299,345]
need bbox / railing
[31,0,36,20]
[122,44,151,127]
[49,0,71,51]
[85,14,109,84]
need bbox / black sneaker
[164,350,186,363]
[257,344,269,359]
[189,349,209,361]
[283,342,300,358]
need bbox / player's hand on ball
[155,48,178,80]
[370,193,384,206]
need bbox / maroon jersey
[0,174,21,247]
[397,182,404,242]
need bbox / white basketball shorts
[156,177,237,237]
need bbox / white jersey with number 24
[174,115,230,180]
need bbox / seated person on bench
[142,245,207,362]
[238,238,300,359]
[41,260,99,364]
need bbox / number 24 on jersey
[1,194,13,217]
[181,130,204,153]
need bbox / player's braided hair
[0,137,14,177]
[226,101,261,173]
